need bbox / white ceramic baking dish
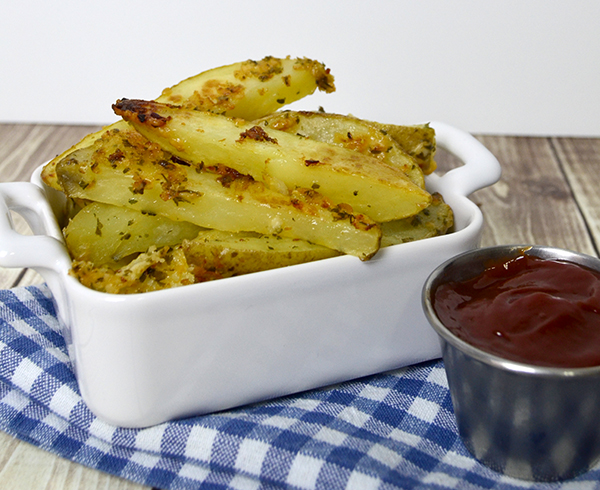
[0,121,500,428]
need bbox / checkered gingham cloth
[1,285,600,490]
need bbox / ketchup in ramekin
[433,253,600,368]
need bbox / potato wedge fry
[71,230,339,294]
[64,201,203,266]
[68,195,452,294]
[368,122,437,174]
[55,128,381,260]
[113,99,432,222]
[380,193,453,247]
[255,110,425,188]
[159,56,335,119]
[42,56,335,191]
[183,230,340,280]
[41,120,129,191]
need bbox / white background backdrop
[1,0,598,136]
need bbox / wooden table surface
[0,123,599,489]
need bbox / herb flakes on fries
[42,56,454,294]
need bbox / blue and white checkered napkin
[1,285,600,490]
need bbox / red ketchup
[433,254,600,367]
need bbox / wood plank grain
[10,269,44,288]
[0,124,99,182]
[551,137,600,255]
[468,136,595,254]
[0,431,148,490]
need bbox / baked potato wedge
[255,110,426,188]
[182,230,340,280]
[113,99,432,222]
[70,228,340,294]
[55,128,381,260]
[41,120,130,192]
[368,122,437,175]
[380,193,453,247]
[64,201,203,266]
[159,56,335,119]
[66,195,452,293]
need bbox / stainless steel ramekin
[423,245,600,481]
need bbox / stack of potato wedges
[41,56,453,294]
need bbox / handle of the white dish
[431,121,502,196]
[0,182,70,272]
